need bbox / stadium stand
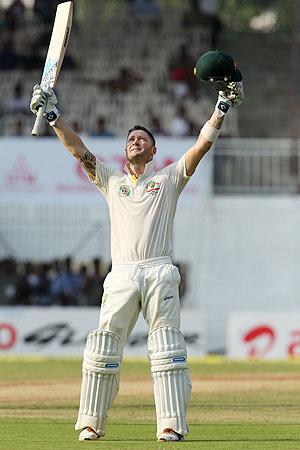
[221,30,291,138]
[0,0,237,137]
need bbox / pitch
[1,357,300,449]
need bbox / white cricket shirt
[89,156,190,263]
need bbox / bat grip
[31,105,46,136]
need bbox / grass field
[1,357,300,450]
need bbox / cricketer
[30,50,244,442]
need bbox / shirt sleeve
[162,154,191,195]
[87,159,118,197]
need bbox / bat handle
[31,105,46,136]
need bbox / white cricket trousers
[99,256,181,340]
[76,256,191,437]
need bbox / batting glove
[30,84,60,125]
[221,81,244,107]
[215,93,231,116]
[215,81,244,117]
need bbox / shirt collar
[123,160,155,178]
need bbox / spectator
[168,43,196,100]
[0,7,5,33]
[34,263,51,305]
[169,43,194,84]
[50,257,81,306]
[168,105,197,137]
[106,66,143,93]
[24,262,40,302]
[0,258,17,304]
[12,119,25,136]
[72,121,84,134]
[131,0,161,26]
[182,0,222,47]
[5,82,30,115]
[40,121,55,137]
[4,0,25,33]
[23,44,45,71]
[15,262,32,305]
[0,37,24,69]
[15,261,51,305]
[197,0,222,47]
[149,115,167,136]
[90,116,116,137]
[77,264,89,306]
[85,258,105,307]
[33,0,58,25]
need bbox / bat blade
[31,1,73,136]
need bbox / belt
[112,256,172,270]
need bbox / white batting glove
[215,81,244,116]
[215,93,231,116]
[220,81,244,107]
[30,84,60,125]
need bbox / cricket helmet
[194,50,242,84]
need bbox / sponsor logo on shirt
[119,185,131,197]
[145,180,160,195]
[163,295,174,301]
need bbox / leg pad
[75,329,123,435]
[148,326,191,437]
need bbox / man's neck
[128,162,146,178]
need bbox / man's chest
[110,175,168,203]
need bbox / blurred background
[1,0,300,359]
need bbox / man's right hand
[30,84,57,115]
[30,84,60,125]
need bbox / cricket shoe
[157,428,184,442]
[78,427,101,441]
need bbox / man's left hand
[219,81,244,108]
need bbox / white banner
[0,137,211,205]
[227,312,300,358]
[0,306,205,357]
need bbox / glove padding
[215,81,244,116]
[219,81,244,108]
[30,84,58,115]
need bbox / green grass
[1,356,300,380]
[1,357,300,449]
[1,422,300,450]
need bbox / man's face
[125,130,156,164]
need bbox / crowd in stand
[0,0,76,70]
[0,256,187,307]
[0,0,223,137]
[1,79,203,138]
[0,256,107,307]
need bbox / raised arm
[30,85,96,181]
[185,110,224,176]
[53,117,96,181]
[185,82,244,176]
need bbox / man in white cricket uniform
[30,71,243,442]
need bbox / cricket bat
[31,1,73,136]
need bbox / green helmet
[194,50,242,84]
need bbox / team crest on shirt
[119,185,131,197]
[145,179,160,195]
